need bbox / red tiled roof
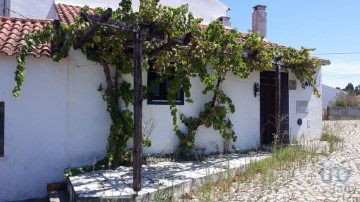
[55,3,94,24]
[0,17,52,57]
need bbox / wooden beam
[83,15,166,41]
[103,22,166,41]
[101,21,140,33]
[147,33,192,56]
[77,11,259,60]
[73,8,113,49]
[133,29,143,192]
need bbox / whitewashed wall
[288,67,323,142]
[0,50,111,201]
[124,68,323,154]
[123,71,260,155]
[0,53,323,201]
[220,72,261,151]
[0,50,324,201]
[10,0,228,23]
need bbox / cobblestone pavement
[191,121,360,202]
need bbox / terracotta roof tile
[55,3,94,24]
[0,17,52,57]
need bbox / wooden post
[273,57,282,143]
[133,29,143,192]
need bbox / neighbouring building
[322,84,344,110]
[322,84,344,119]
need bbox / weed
[321,122,342,153]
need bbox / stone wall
[328,106,360,120]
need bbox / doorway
[260,71,289,145]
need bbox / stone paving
[68,152,269,201]
[69,120,360,201]
[205,121,360,202]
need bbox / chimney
[218,16,231,27]
[252,5,267,38]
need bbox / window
[296,101,308,113]
[0,102,4,157]
[147,70,184,105]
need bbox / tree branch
[147,33,192,56]
[73,8,113,49]
[190,77,223,132]
[100,59,114,90]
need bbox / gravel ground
[185,121,360,202]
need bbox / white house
[0,1,329,201]
[322,84,343,110]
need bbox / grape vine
[13,0,321,166]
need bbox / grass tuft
[321,122,343,153]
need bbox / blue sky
[220,0,360,89]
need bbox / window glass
[147,70,184,105]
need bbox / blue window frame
[147,70,184,105]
